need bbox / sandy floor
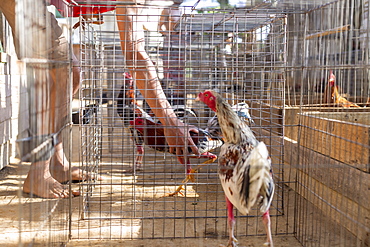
[67,236,298,247]
[0,155,302,247]
[0,120,358,247]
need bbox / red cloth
[49,0,116,17]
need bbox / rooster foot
[223,236,238,247]
[199,152,218,164]
[134,162,143,171]
[219,239,238,247]
[162,185,185,197]
[184,168,199,183]
[162,169,198,197]
[131,166,143,172]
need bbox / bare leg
[116,6,199,158]
[71,52,81,96]
[226,197,238,247]
[23,160,80,198]
[262,210,274,246]
[127,145,144,173]
[2,0,83,198]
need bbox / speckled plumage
[205,102,254,140]
[198,90,275,247]
[211,91,273,214]
[130,117,222,157]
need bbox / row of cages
[6,0,369,246]
[76,2,288,242]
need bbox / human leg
[1,0,80,198]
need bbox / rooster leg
[163,160,193,197]
[134,145,144,170]
[226,197,238,247]
[199,152,218,164]
[262,210,273,247]
[180,157,197,183]
[185,165,196,183]
[126,145,144,173]
[166,152,217,197]
[163,158,194,197]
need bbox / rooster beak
[195,93,202,101]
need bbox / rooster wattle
[197,90,274,247]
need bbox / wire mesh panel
[9,0,75,245]
[76,1,290,242]
[1,0,367,246]
[73,0,369,246]
[281,0,370,246]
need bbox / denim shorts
[0,0,69,67]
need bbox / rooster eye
[205,93,208,97]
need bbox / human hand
[163,119,200,164]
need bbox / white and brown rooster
[324,70,360,107]
[197,90,274,247]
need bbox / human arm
[116,6,199,162]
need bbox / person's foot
[23,161,80,198]
[50,142,102,183]
[51,164,101,183]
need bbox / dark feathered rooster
[324,70,360,108]
[197,90,274,247]
[117,72,214,172]
[117,72,153,169]
[130,117,221,196]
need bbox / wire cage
[74,1,369,246]
[4,0,75,245]
[282,0,370,246]
[72,0,370,246]
[1,0,368,246]
[75,0,289,242]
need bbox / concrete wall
[0,15,29,169]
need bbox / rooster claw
[162,169,198,197]
[199,152,218,164]
[162,185,185,197]
[185,169,198,183]
[201,157,217,164]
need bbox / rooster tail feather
[259,176,274,213]
[245,142,274,212]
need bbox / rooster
[205,102,254,140]
[324,70,360,107]
[117,72,153,169]
[117,72,210,171]
[197,90,274,247]
[130,117,221,196]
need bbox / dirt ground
[0,120,359,247]
[0,155,302,247]
[67,236,298,247]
